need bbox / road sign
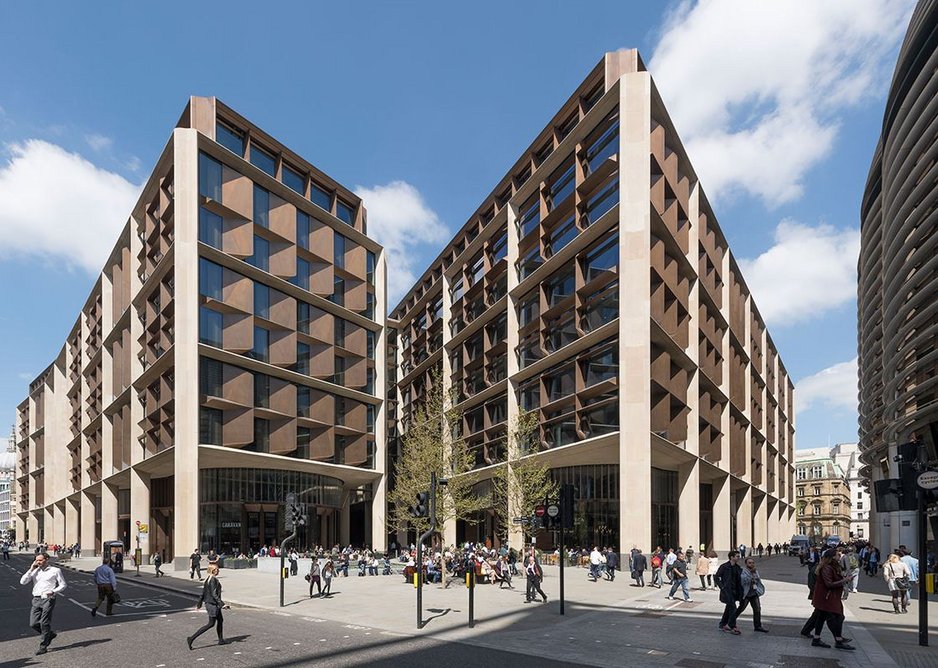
[137,523,148,534]
[917,470,938,490]
[512,518,526,525]
[546,503,560,518]
[534,505,546,518]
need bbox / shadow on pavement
[51,638,111,652]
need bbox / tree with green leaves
[388,367,486,542]
[493,409,558,543]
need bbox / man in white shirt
[19,552,67,655]
[899,545,920,610]
[589,547,604,581]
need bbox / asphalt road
[0,554,569,667]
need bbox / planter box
[221,558,257,570]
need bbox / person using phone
[19,552,67,655]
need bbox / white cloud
[84,133,113,152]
[739,220,859,326]
[649,0,913,206]
[0,139,140,273]
[796,357,858,414]
[354,180,450,307]
[17,372,33,381]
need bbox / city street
[7,551,933,668]
[0,554,569,667]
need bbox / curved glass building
[859,0,938,550]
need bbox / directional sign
[534,505,546,518]
[546,504,560,518]
[917,470,938,490]
[512,517,529,525]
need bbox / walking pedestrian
[2,541,9,560]
[666,551,692,602]
[289,549,299,576]
[707,550,719,589]
[808,549,855,650]
[664,548,677,583]
[91,559,118,617]
[735,557,768,632]
[190,548,203,580]
[866,547,880,576]
[629,548,646,586]
[187,564,229,649]
[756,543,764,558]
[322,559,335,597]
[650,550,663,588]
[883,553,912,614]
[899,547,920,612]
[588,546,603,582]
[524,555,547,603]
[308,557,322,597]
[715,550,743,634]
[19,552,67,655]
[696,551,710,590]
[154,552,164,578]
[605,547,618,581]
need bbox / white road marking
[293,642,301,645]
[265,646,273,650]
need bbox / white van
[788,535,810,555]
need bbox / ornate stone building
[795,449,852,541]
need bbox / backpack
[847,553,859,570]
[651,555,662,568]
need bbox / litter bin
[104,541,125,573]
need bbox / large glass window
[250,145,276,177]
[585,114,619,175]
[519,379,540,411]
[336,200,354,226]
[310,182,331,211]
[199,258,223,300]
[334,232,346,269]
[517,244,544,280]
[518,291,539,327]
[200,407,222,445]
[216,122,244,157]
[490,229,508,263]
[366,251,376,285]
[546,162,575,211]
[254,373,270,408]
[367,330,376,360]
[295,342,310,375]
[199,358,223,397]
[581,280,618,331]
[544,311,577,352]
[297,301,310,334]
[517,194,540,238]
[297,386,310,418]
[544,363,575,402]
[253,185,270,228]
[334,317,347,348]
[250,326,269,362]
[254,282,270,319]
[199,153,222,201]
[544,215,577,257]
[583,177,619,226]
[293,258,310,291]
[251,418,270,453]
[199,207,223,249]
[247,235,269,272]
[296,211,310,250]
[283,165,305,195]
[545,269,575,306]
[365,291,375,320]
[199,307,223,347]
[651,467,678,550]
[582,235,618,282]
[581,346,618,386]
[450,277,464,303]
[330,277,345,307]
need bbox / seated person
[403,559,416,582]
[368,556,378,576]
[382,556,392,576]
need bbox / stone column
[130,469,151,561]
[80,490,96,554]
[712,474,732,554]
[101,482,119,547]
[677,461,700,554]
[618,71,653,553]
[65,496,80,546]
[172,128,201,567]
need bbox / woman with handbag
[735,557,769,632]
[187,564,229,649]
[809,549,855,650]
[883,553,912,614]
[307,557,322,598]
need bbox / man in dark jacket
[715,550,743,632]
[629,549,647,586]
[190,549,202,580]
[605,548,619,581]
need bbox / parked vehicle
[825,535,842,548]
[788,535,810,555]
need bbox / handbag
[304,573,311,582]
[112,590,122,604]
[895,575,911,591]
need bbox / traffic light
[560,484,575,530]
[409,491,429,518]
[289,503,306,528]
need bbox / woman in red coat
[810,549,855,650]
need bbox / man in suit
[715,550,743,633]
[629,548,647,587]
[190,549,202,580]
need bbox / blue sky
[0,1,916,450]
